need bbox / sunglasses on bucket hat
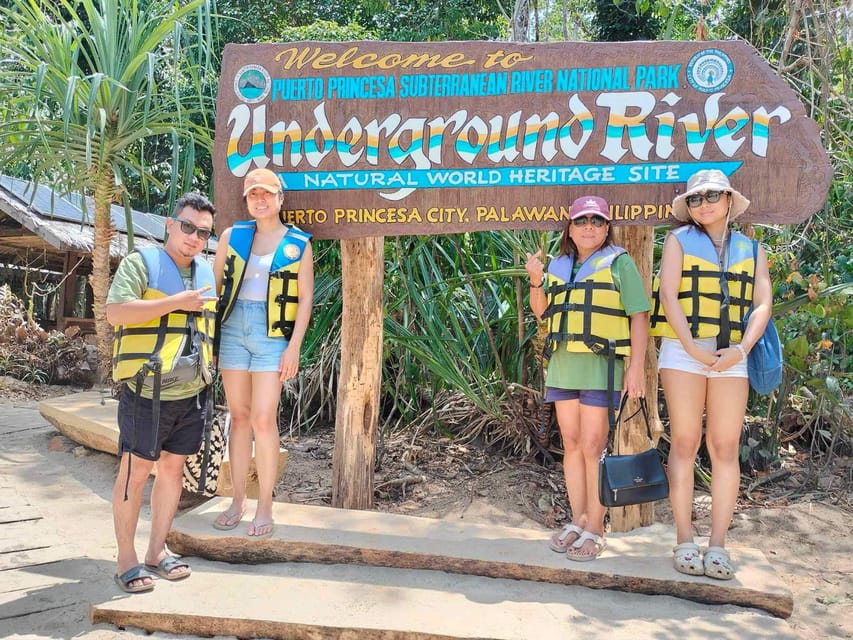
[685,190,729,208]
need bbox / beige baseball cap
[242,168,283,196]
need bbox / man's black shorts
[117,385,209,460]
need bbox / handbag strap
[607,395,654,454]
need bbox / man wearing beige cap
[212,168,314,538]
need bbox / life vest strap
[681,267,722,279]
[686,265,704,337]
[541,301,626,318]
[547,333,631,349]
[546,280,617,296]
[649,286,663,328]
[115,351,170,363]
[725,270,754,286]
[218,255,237,317]
[271,270,298,339]
[119,325,193,337]
[677,290,724,303]
[728,270,753,329]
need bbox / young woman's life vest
[649,226,755,340]
[217,220,311,339]
[541,245,631,358]
[112,247,216,382]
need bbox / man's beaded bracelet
[529,280,544,288]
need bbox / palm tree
[0,0,215,377]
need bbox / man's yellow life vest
[217,221,311,339]
[542,245,631,358]
[112,247,216,383]
[649,226,754,341]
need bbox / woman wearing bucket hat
[211,168,314,538]
[526,195,650,562]
[650,169,772,579]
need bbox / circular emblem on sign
[234,65,271,103]
[686,49,734,93]
[284,244,301,260]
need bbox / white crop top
[237,251,273,301]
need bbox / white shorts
[658,337,748,378]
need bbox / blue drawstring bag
[746,241,783,395]
[746,316,783,394]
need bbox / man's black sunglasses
[685,190,728,208]
[175,218,212,241]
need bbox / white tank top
[237,251,273,301]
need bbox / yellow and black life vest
[112,247,216,382]
[217,220,311,339]
[541,245,631,358]
[649,226,754,340]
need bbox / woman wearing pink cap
[212,168,314,538]
[526,195,649,561]
[651,169,772,579]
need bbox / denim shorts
[545,387,621,407]
[658,337,748,378]
[218,299,287,372]
[117,385,208,460]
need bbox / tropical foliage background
[0,0,850,476]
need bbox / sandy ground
[1,392,851,639]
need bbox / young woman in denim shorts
[526,195,649,561]
[652,169,772,579]
[212,168,314,538]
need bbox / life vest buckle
[142,355,163,375]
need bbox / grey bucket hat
[671,169,750,222]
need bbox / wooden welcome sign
[214,40,831,238]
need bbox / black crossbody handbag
[598,396,669,507]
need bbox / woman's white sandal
[548,523,584,553]
[703,546,734,580]
[566,531,606,562]
[672,542,705,576]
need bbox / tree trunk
[609,224,663,532]
[511,0,530,42]
[331,236,385,510]
[90,169,116,382]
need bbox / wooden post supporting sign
[331,237,384,510]
[609,224,663,531]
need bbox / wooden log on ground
[90,557,799,639]
[91,559,797,640]
[166,498,793,618]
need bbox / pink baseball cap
[569,196,611,221]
